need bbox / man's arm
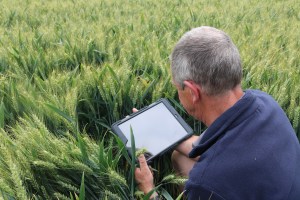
[175,135,200,161]
[171,135,200,177]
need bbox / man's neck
[196,86,244,127]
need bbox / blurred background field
[0,0,299,199]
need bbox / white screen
[118,102,190,157]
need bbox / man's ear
[183,80,201,103]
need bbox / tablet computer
[111,98,193,162]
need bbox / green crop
[0,0,299,199]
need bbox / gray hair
[171,26,242,96]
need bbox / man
[135,26,300,199]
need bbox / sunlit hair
[170,26,242,96]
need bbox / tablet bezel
[111,98,193,162]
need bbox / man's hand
[135,154,155,195]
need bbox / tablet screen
[116,101,192,159]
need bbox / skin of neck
[194,85,244,127]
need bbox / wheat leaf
[79,172,85,200]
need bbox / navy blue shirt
[185,90,300,200]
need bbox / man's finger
[138,154,148,170]
[132,108,138,113]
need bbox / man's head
[171,26,242,96]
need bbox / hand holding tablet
[111,98,193,162]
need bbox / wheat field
[0,0,299,199]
